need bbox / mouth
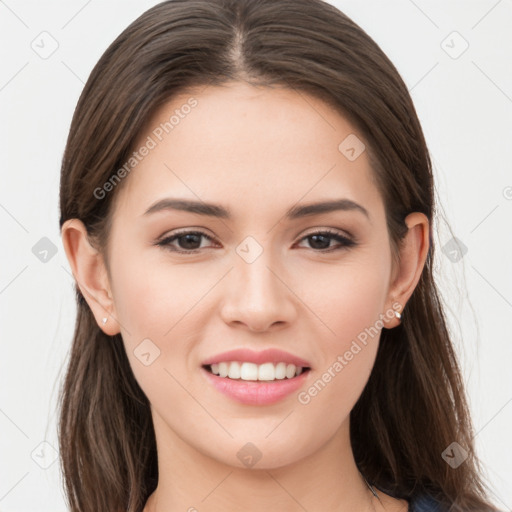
[202,362,312,382]
[200,362,312,405]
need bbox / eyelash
[155,228,356,254]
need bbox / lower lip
[200,366,311,405]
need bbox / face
[104,81,399,468]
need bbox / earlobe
[384,212,430,328]
[61,219,120,335]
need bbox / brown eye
[155,228,356,254]
[156,230,216,253]
[297,230,356,252]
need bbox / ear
[383,212,430,328]
[61,219,120,335]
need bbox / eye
[156,228,356,254]
[295,229,356,252]
[156,230,217,253]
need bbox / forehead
[114,81,384,222]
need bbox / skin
[61,81,429,511]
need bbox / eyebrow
[143,197,370,221]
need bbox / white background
[1,0,511,510]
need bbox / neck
[144,412,377,512]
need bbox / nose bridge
[220,235,296,331]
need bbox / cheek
[109,247,219,387]
[296,284,384,430]
[292,253,390,408]
[110,246,209,339]
[296,252,391,348]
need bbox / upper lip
[202,348,312,369]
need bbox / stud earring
[102,317,108,324]
[394,310,402,321]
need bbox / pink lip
[200,366,311,405]
[201,348,312,368]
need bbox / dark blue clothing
[408,493,446,511]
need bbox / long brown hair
[57,1,500,511]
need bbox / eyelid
[156,227,215,242]
[155,229,217,249]
[157,226,354,242]
[300,226,354,240]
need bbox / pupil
[309,234,330,249]
[180,234,201,249]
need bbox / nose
[219,253,297,333]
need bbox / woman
[58,0,501,511]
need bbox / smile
[201,363,312,405]
[205,361,309,381]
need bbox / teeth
[209,362,306,381]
